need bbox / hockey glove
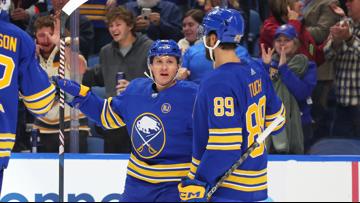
[52,76,90,106]
[178,178,210,202]
[52,76,89,97]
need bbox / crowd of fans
[5,0,359,155]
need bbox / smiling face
[108,18,133,44]
[150,55,179,90]
[182,16,200,43]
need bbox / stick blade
[62,0,88,16]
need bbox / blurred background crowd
[3,0,360,155]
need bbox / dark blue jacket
[125,1,183,41]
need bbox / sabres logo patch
[131,113,166,159]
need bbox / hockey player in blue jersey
[178,8,286,202]
[53,39,198,202]
[0,0,56,195]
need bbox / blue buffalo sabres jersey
[78,78,198,183]
[0,20,56,168]
[190,60,285,201]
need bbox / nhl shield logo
[161,103,171,114]
[131,113,166,159]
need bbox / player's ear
[208,33,218,46]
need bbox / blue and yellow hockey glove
[51,76,90,106]
[178,178,210,202]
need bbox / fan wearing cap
[52,39,199,202]
[262,24,317,154]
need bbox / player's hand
[116,79,129,95]
[261,43,274,64]
[177,68,191,80]
[178,178,209,202]
[51,76,89,97]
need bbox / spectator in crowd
[262,24,317,154]
[27,0,95,60]
[177,9,204,54]
[177,1,252,83]
[9,0,47,30]
[324,0,360,138]
[260,0,319,64]
[82,6,153,153]
[79,0,130,55]
[163,0,192,15]
[124,0,183,41]
[178,42,250,83]
[302,0,341,140]
[32,16,89,152]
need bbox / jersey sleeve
[76,91,126,129]
[191,82,244,187]
[19,31,56,116]
[264,73,286,135]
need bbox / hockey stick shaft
[58,1,89,202]
[206,115,285,201]
[58,11,67,203]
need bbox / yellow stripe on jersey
[0,103,4,113]
[0,133,15,139]
[206,144,241,150]
[208,135,242,144]
[127,162,189,178]
[107,98,125,126]
[130,154,190,169]
[28,99,55,115]
[265,104,285,120]
[0,142,15,149]
[188,157,199,179]
[226,173,267,185]
[100,99,111,129]
[0,151,11,157]
[128,154,190,183]
[233,168,267,176]
[209,128,242,135]
[23,85,56,102]
[23,92,55,109]
[127,170,181,184]
[192,157,200,165]
[221,182,267,192]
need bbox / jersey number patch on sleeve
[246,96,266,158]
[0,54,15,90]
[213,97,234,117]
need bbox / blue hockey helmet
[148,40,181,62]
[202,8,244,43]
[275,24,298,40]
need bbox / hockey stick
[206,115,285,201]
[58,1,88,202]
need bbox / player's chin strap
[143,64,180,91]
[203,36,220,62]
